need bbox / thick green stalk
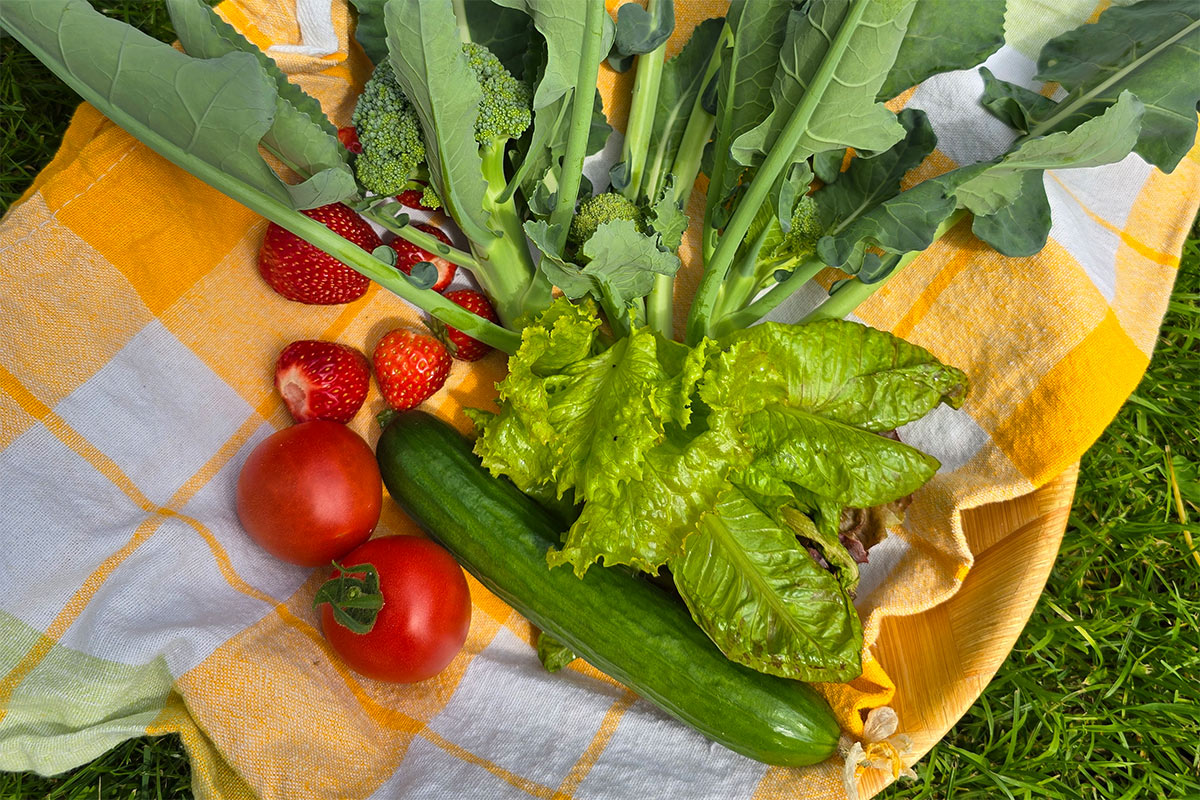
[801,209,967,323]
[645,26,725,339]
[710,223,773,323]
[547,0,608,252]
[620,0,667,203]
[711,257,824,337]
[474,139,542,326]
[686,0,874,345]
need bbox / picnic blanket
[1,0,1197,798]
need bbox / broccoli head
[568,192,645,249]
[772,194,822,261]
[462,42,533,146]
[351,61,427,196]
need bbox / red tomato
[319,536,471,683]
[235,421,381,567]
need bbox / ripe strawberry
[274,340,370,423]
[258,203,381,304]
[441,290,499,362]
[372,329,452,411]
[337,126,363,154]
[395,189,427,209]
[388,223,457,293]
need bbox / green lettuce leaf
[471,304,967,680]
[704,321,968,429]
[672,488,862,682]
[536,630,577,672]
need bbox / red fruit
[372,329,453,411]
[236,421,381,567]
[395,189,428,209]
[337,126,363,154]
[275,340,371,423]
[319,536,471,683]
[388,223,457,293]
[442,290,499,362]
[258,203,381,304]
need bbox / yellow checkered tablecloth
[1,1,1197,798]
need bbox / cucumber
[376,411,841,766]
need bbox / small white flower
[838,707,918,800]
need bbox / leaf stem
[711,257,823,338]
[686,0,874,344]
[548,0,608,252]
[361,202,482,272]
[621,0,668,203]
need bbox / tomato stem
[314,561,385,634]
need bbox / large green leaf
[731,0,916,167]
[673,489,862,682]
[703,0,793,228]
[818,91,1147,268]
[493,0,614,111]
[705,321,969,431]
[385,0,494,244]
[166,0,355,209]
[1030,0,1200,172]
[877,0,1006,100]
[347,0,388,65]
[953,91,1145,216]
[549,431,744,575]
[739,404,940,508]
[0,0,310,209]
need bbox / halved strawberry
[274,340,371,423]
[258,203,381,305]
[372,329,452,411]
[441,290,499,362]
[388,223,457,293]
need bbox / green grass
[1,4,1197,798]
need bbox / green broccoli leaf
[384,0,493,244]
[978,66,1058,134]
[969,170,1051,257]
[579,220,681,308]
[730,0,915,168]
[672,488,863,682]
[1029,0,1200,172]
[815,108,938,235]
[877,0,1006,101]
[608,0,674,71]
[347,0,388,65]
[953,91,1145,216]
[0,0,306,209]
[649,176,690,252]
[703,0,794,230]
[642,17,725,201]
[166,0,355,209]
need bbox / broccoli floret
[772,194,822,260]
[568,192,645,248]
[462,42,533,146]
[351,62,427,196]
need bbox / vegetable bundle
[3,0,1197,715]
